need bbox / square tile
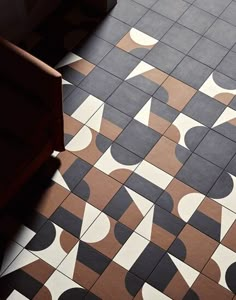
[220,1,236,27]
[151,0,190,21]
[135,205,185,250]
[194,0,232,16]
[217,51,236,81]
[169,224,218,271]
[113,232,165,280]
[110,0,147,26]
[226,154,236,176]
[171,56,213,89]
[146,136,191,176]
[195,130,236,168]
[134,97,179,134]
[183,91,225,127]
[73,35,113,64]
[189,196,236,242]
[86,103,132,141]
[202,244,236,293]
[116,119,161,158]
[107,82,150,117]
[98,47,140,79]
[58,241,111,290]
[178,6,216,34]
[63,88,103,121]
[25,221,78,268]
[91,261,143,299]
[81,213,132,259]
[73,167,121,211]
[188,37,228,69]
[205,19,236,49]
[125,61,168,95]
[135,10,174,40]
[161,23,200,54]
[184,274,234,300]
[164,113,209,151]
[94,16,131,45]
[147,253,199,300]
[95,143,142,183]
[133,0,158,8]
[117,28,158,59]
[104,186,153,230]
[63,113,83,145]
[154,76,197,111]
[156,178,205,222]
[79,66,122,101]
[200,71,236,106]
[176,153,222,194]
[144,42,185,74]
[65,126,112,165]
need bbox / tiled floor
[1,0,236,299]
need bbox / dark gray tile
[195,130,236,168]
[171,56,213,89]
[176,153,222,194]
[205,19,236,49]
[226,154,236,176]
[63,87,89,115]
[94,16,131,45]
[116,119,161,158]
[151,0,190,21]
[183,91,225,127]
[232,43,236,53]
[229,96,236,110]
[135,10,174,40]
[178,6,216,34]
[220,1,236,26]
[134,0,158,7]
[194,0,231,16]
[161,23,200,54]
[188,37,228,68]
[79,66,122,101]
[107,82,150,117]
[73,36,113,65]
[98,47,140,79]
[217,51,236,81]
[208,171,234,200]
[110,0,147,26]
[144,42,185,74]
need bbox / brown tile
[33,285,51,300]
[144,68,168,85]
[159,76,196,111]
[70,58,95,75]
[110,169,134,184]
[100,118,123,141]
[146,136,184,176]
[36,183,70,218]
[117,31,152,53]
[222,221,236,252]
[149,112,171,134]
[187,274,234,300]
[169,224,218,271]
[215,93,234,105]
[119,201,145,231]
[61,193,86,219]
[75,167,121,210]
[73,260,100,289]
[151,223,176,250]
[63,113,83,136]
[57,151,77,175]
[164,123,181,144]
[165,271,189,300]
[22,259,54,284]
[197,197,222,223]
[60,229,78,254]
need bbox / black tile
[176,153,222,194]
[144,42,184,74]
[110,0,147,26]
[171,56,213,89]
[178,5,216,34]
[194,0,231,16]
[205,19,236,49]
[73,35,113,65]
[135,10,174,40]
[79,66,122,101]
[98,47,140,79]
[151,0,190,21]
[195,130,236,168]
[183,91,225,127]
[125,173,164,202]
[161,23,200,54]
[188,37,228,69]
[50,207,82,238]
[217,51,236,81]
[107,82,150,117]
[116,119,161,158]
[94,16,130,45]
